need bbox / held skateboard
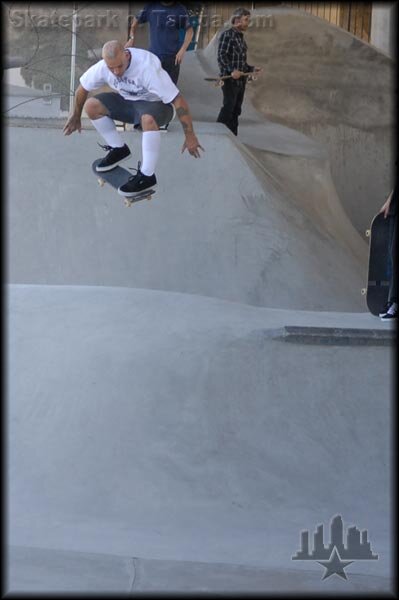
[92,160,156,207]
[362,211,393,315]
[204,71,257,87]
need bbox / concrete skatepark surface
[6,7,395,595]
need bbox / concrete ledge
[274,325,397,346]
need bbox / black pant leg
[388,213,397,303]
[231,80,246,134]
[160,55,180,85]
[217,79,242,135]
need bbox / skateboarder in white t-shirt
[63,40,204,197]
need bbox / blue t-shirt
[136,2,191,57]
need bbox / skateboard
[204,71,257,87]
[362,211,393,315]
[92,159,156,207]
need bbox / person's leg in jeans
[217,78,241,135]
[388,214,397,304]
[160,55,180,85]
[381,211,397,319]
[231,80,246,135]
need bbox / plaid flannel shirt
[217,28,254,77]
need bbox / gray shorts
[93,92,174,127]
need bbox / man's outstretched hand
[181,132,205,158]
[63,115,82,135]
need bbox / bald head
[102,40,130,77]
[102,40,125,60]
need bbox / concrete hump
[7,123,368,312]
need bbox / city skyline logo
[292,515,378,580]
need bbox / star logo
[292,515,378,580]
[317,547,354,580]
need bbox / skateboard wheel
[361,288,366,295]
[365,229,371,237]
[124,199,131,207]
[98,178,105,187]
[218,81,224,88]
[252,76,257,81]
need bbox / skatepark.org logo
[292,515,378,580]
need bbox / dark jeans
[388,213,397,303]
[159,55,180,85]
[216,78,246,136]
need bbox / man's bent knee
[140,114,159,130]
[84,97,109,119]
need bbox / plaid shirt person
[216,8,260,135]
[217,27,254,76]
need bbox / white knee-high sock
[91,116,125,148]
[141,131,161,176]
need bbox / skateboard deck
[362,212,393,315]
[92,159,156,207]
[204,72,257,87]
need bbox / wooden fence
[279,2,372,41]
[196,2,373,48]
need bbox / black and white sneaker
[95,143,131,172]
[380,301,398,321]
[379,302,391,317]
[118,162,157,197]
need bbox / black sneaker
[379,300,395,317]
[118,162,157,197]
[95,143,131,172]
[379,303,390,317]
[380,302,397,320]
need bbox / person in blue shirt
[126,2,194,85]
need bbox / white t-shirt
[80,48,179,104]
